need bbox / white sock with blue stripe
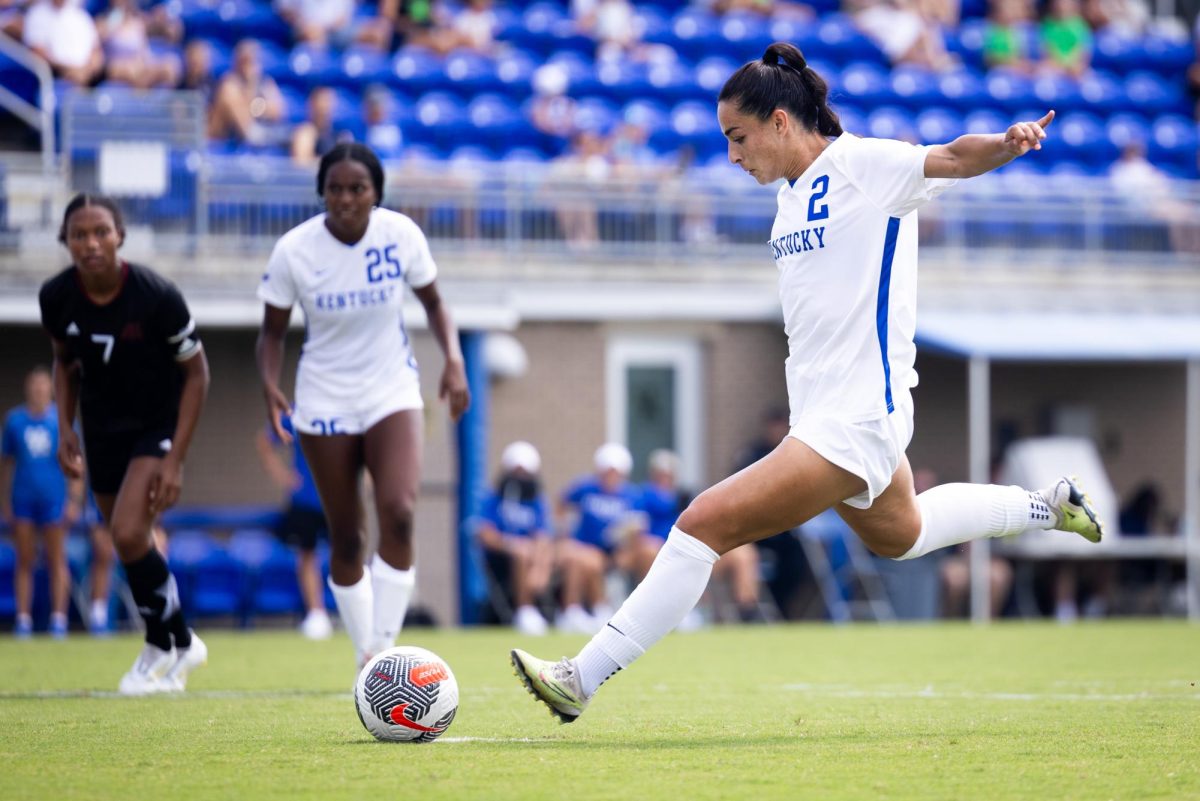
[576,527,719,697]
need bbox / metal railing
[0,32,56,178]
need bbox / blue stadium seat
[340,47,393,88]
[645,59,698,104]
[652,9,719,63]
[545,51,595,86]
[888,66,941,110]
[0,539,15,618]
[579,59,649,104]
[1141,34,1195,76]
[228,529,301,621]
[945,18,987,69]
[833,104,866,136]
[1105,113,1150,151]
[1148,115,1199,169]
[1078,70,1125,114]
[817,14,884,66]
[867,106,918,142]
[392,46,446,95]
[573,96,619,135]
[1124,71,1182,116]
[413,92,466,150]
[986,69,1036,111]
[467,93,525,151]
[495,49,537,99]
[1056,112,1117,165]
[839,62,891,107]
[937,70,987,112]
[694,57,738,98]
[915,108,964,144]
[714,12,772,60]
[621,99,670,132]
[767,18,823,57]
[1031,73,1082,113]
[963,109,1010,136]
[444,49,503,98]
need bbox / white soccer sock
[897,484,1052,561]
[328,568,374,660]
[576,527,719,697]
[90,600,108,628]
[370,554,415,651]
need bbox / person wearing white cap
[477,441,553,636]
[554,442,650,634]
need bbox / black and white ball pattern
[354,646,459,742]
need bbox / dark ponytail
[719,42,843,137]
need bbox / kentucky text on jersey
[314,285,399,311]
[770,226,827,260]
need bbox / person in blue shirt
[477,441,553,636]
[556,442,652,634]
[256,413,334,640]
[638,449,764,623]
[1,367,79,638]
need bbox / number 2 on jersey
[807,175,830,221]
[365,245,402,283]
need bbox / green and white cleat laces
[510,649,589,724]
[1040,476,1104,544]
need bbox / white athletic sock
[90,600,108,628]
[576,527,719,697]
[898,484,1052,561]
[370,554,415,651]
[328,568,374,660]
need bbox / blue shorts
[11,491,67,526]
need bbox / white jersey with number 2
[257,208,437,429]
[770,133,957,425]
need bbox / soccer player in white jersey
[512,42,1104,723]
[256,143,470,671]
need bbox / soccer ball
[354,646,459,743]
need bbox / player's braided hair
[317,142,385,202]
[719,42,843,138]
[58,193,126,245]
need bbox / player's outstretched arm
[924,110,1055,180]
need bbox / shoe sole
[510,650,579,725]
[1064,476,1104,543]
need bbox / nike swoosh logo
[389,702,447,733]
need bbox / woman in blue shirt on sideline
[1,367,79,638]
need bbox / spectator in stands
[291,87,353,167]
[276,0,355,49]
[22,0,105,87]
[453,0,500,53]
[983,0,1036,74]
[609,121,656,180]
[1110,143,1200,254]
[735,407,811,619]
[380,0,486,55]
[573,0,675,63]
[477,441,554,636]
[179,40,216,102]
[0,1,30,39]
[529,63,577,141]
[364,84,404,160]
[704,0,815,19]
[255,414,334,640]
[550,131,611,250]
[207,39,286,146]
[848,0,957,72]
[555,443,647,633]
[1040,0,1092,77]
[638,449,764,622]
[1082,0,1149,38]
[2,366,78,638]
[98,0,181,90]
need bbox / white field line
[780,683,1200,702]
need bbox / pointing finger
[1037,110,1055,128]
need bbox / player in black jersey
[39,194,211,695]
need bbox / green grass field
[1,622,1197,801]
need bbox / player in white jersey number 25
[512,42,1104,724]
[257,143,470,673]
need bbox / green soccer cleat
[510,649,589,724]
[1040,476,1104,543]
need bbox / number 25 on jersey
[365,245,402,283]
